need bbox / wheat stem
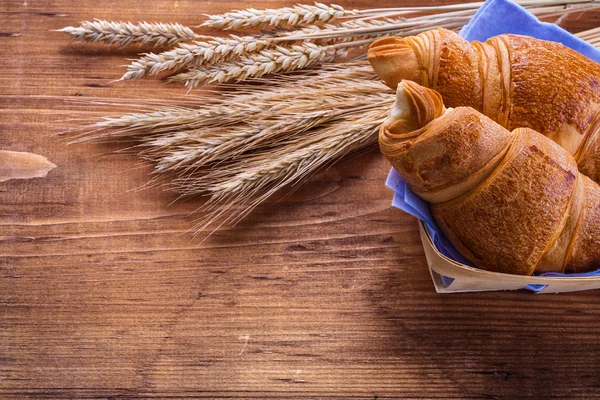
[272,3,589,42]
[359,0,594,14]
[274,14,468,41]
[273,18,409,44]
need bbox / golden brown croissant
[381,80,600,276]
[368,28,600,182]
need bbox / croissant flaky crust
[380,81,600,276]
[368,28,600,182]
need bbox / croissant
[368,28,600,182]
[381,80,600,276]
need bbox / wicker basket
[419,221,600,294]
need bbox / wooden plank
[1,0,600,398]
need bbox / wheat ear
[70,62,377,146]
[121,35,271,80]
[78,63,376,141]
[181,109,387,233]
[200,2,359,30]
[120,17,411,81]
[79,63,389,232]
[58,19,198,46]
[169,43,348,88]
[143,86,391,173]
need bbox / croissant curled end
[368,36,423,90]
[379,80,446,157]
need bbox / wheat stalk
[142,87,391,173]
[200,2,359,30]
[121,35,271,80]
[181,109,387,232]
[58,19,198,46]
[275,18,411,44]
[71,63,390,214]
[168,42,348,88]
[120,18,418,81]
[58,1,600,49]
[198,0,597,31]
[72,63,377,144]
[86,64,390,231]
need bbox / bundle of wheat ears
[60,1,600,233]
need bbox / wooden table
[2,1,600,398]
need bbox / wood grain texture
[1,1,600,398]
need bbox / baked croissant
[368,28,600,182]
[381,80,600,276]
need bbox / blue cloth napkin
[460,0,600,60]
[387,0,600,291]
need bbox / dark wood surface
[2,1,600,398]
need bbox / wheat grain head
[58,19,197,46]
